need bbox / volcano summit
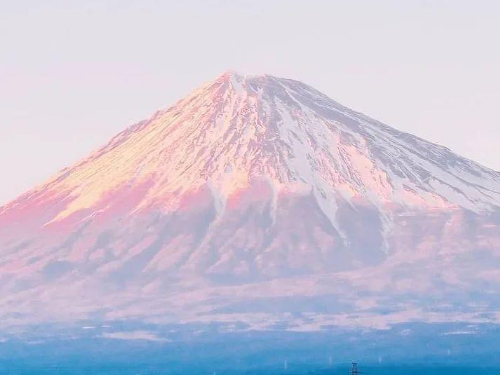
[1,71,500,331]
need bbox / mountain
[1,71,500,333]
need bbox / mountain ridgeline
[1,71,500,331]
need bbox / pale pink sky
[1,1,499,205]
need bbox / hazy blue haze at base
[2,364,500,375]
[1,322,500,374]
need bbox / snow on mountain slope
[1,71,500,330]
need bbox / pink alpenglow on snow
[1,71,500,331]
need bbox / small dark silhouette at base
[350,362,361,375]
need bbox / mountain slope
[1,71,500,330]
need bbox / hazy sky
[1,0,499,205]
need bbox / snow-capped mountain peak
[16,70,500,225]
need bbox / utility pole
[350,362,361,375]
